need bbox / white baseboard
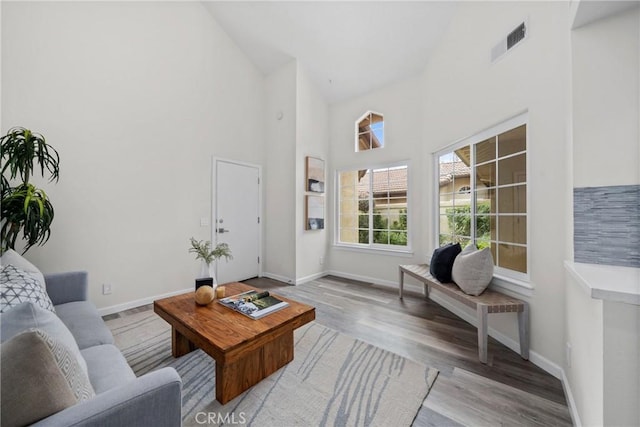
[326,269,398,288]
[98,269,567,389]
[295,271,328,285]
[261,272,295,285]
[326,269,427,295]
[95,268,580,425]
[97,287,192,316]
[326,269,564,380]
[561,368,582,427]
[99,271,319,315]
[262,271,328,285]
[428,291,563,379]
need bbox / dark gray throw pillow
[429,243,462,283]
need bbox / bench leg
[399,268,404,299]
[518,303,530,360]
[477,305,488,364]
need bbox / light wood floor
[244,275,573,427]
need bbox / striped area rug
[106,309,438,426]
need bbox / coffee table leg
[172,327,196,358]
[215,331,294,404]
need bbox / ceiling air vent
[491,19,528,63]
[507,22,527,49]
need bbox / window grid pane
[340,228,358,244]
[498,125,526,157]
[498,153,526,186]
[497,244,527,273]
[498,185,527,214]
[475,137,496,164]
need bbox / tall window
[436,114,527,277]
[338,164,408,249]
[355,111,384,151]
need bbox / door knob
[218,228,229,233]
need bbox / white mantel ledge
[565,261,640,305]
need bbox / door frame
[211,157,263,279]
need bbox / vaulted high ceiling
[202,1,458,104]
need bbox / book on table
[218,290,289,319]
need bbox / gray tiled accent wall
[574,185,640,268]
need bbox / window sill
[489,273,534,298]
[333,244,414,258]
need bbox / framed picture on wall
[305,195,324,230]
[306,156,325,193]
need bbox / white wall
[572,8,640,187]
[328,75,426,283]
[295,63,329,282]
[326,2,573,370]
[418,1,571,368]
[603,300,640,427]
[564,8,640,426]
[1,2,265,309]
[263,61,329,284]
[263,60,297,283]
[565,273,604,427]
[564,271,640,427]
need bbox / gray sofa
[2,271,182,427]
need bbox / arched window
[355,111,384,152]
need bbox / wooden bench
[399,264,529,364]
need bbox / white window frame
[335,160,412,255]
[433,112,532,295]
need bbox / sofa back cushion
[54,301,115,349]
[1,329,95,427]
[1,302,88,375]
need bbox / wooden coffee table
[153,282,315,404]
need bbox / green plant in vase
[1,127,60,254]
[189,237,232,285]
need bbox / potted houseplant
[189,237,232,287]
[1,127,60,254]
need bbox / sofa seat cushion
[81,344,136,394]
[55,301,114,349]
[0,302,88,375]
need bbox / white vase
[199,260,218,287]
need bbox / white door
[214,159,261,283]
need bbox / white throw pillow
[451,244,494,296]
[0,249,46,290]
[0,265,55,313]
